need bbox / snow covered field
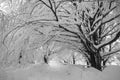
[0,63,120,80]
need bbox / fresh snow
[0,64,120,80]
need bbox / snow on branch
[88,5,119,37]
[103,14,120,25]
[103,6,117,18]
[102,48,120,58]
[101,23,120,38]
[96,30,120,49]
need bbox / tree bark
[89,52,102,71]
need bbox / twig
[39,0,51,8]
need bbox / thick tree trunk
[90,53,102,71]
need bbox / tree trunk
[90,53,102,71]
[43,55,48,64]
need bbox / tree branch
[59,34,79,38]
[91,16,103,30]
[108,29,119,36]
[88,20,102,36]
[41,35,56,47]
[89,14,120,37]
[48,0,59,21]
[56,0,64,9]
[58,25,81,38]
[53,39,81,51]
[96,30,120,49]
[2,22,28,47]
[39,0,51,8]
[56,24,91,51]
[51,0,56,9]
[30,1,42,15]
[101,23,120,38]
[109,0,115,9]
[60,6,71,14]
[102,23,114,34]
[48,0,53,8]
[76,24,96,49]
[40,0,59,21]
[103,6,117,18]
[102,48,120,58]
[103,14,120,25]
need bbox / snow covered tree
[57,1,120,71]
[1,0,120,70]
[38,0,120,71]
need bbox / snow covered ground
[0,63,120,80]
